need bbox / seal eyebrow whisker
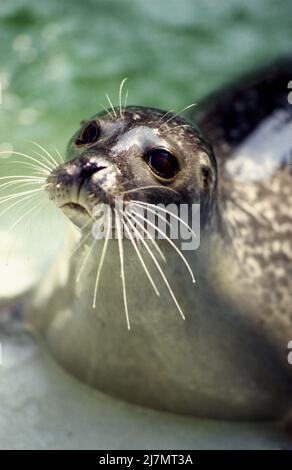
[123,89,128,117]
[126,211,185,321]
[93,209,111,309]
[164,103,197,125]
[132,200,197,240]
[173,124,191,130]
[115,208,131,330]
[101,104,114,120]
[130,208,196,284]
[118,78,128,119]
[28,140,60,170]
[158,109,174,123]
[123,211,160,296]
[105,93,117,118]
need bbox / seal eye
[75,121,100,146]
[145,149,179,179]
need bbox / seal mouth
[60,202,92,218]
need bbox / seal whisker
[123,89,128,117]
[114,208,131,329]
[123,210,160,296]
[164,103,197,125]
[101,104,114,120]
[0,151,53,173]
[52,145,65,164]
[0,179,45,193]
[105,94,117,118]
[32,149,58,171]
[126,211,185,320]
[7,160,50,176]
[158,109,174,123]
[0,175,46,182]
[92,209,111,309]
[126,210,166,262]
[130,208,196,283]
[28,141,60,169]
[0,190,43,218]
[76,237,97,283]
[8,198,47,233]
[118,78,128,118]
[122,185,180,197]
[68,226,93,262]
[0,187,44,205]
[129,201,172,229]
[132,200,197,240]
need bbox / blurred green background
[0,0,292,297]
[1,0,292,153]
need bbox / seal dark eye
[75,121,100,146]
[145,149,179,179]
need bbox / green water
[0,0,291,293]
[0,0,292,154]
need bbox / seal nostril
[79,161,107,180]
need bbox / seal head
[46,106,216,229]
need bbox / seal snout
[79,160,107,180]
[45,154,117,228]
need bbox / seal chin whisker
[114,208,131,330]
[92,209,111,309]
[122,185,180,198]
[122,210,160,296]
[76,236,97,284]
[125,211,186,321]
[69,220,94,263]
[130,207,196,284]
[125,209,166,262]
[132,199,197,241]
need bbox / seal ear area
[75,120,101,146]
[199,160,217,193]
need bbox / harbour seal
[13,59,292,420]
